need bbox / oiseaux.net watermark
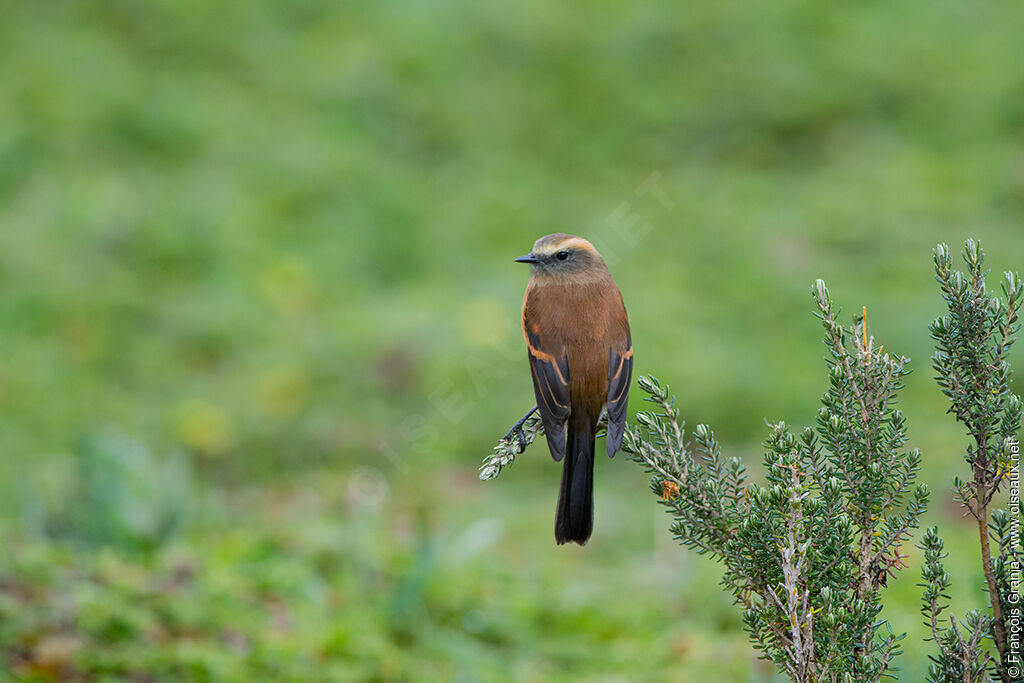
[1009,436,1022,678]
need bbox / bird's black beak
[514,254,539,264]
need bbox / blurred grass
[1,0,1023,680]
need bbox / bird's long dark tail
[555,423,594,545]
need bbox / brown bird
[511,233,632,545]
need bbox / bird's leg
[503,406,538,453]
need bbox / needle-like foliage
[921,240,1022,683]
[622,281,928,683]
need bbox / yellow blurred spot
[175,399,235,455]
[258,366,310,418]
[459,297,508,348]
[259,258,318,316]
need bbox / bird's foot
[502,423,528,454]
[502,406,537,454]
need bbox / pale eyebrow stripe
[537,237,595,254]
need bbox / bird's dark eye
[555,251,569,261]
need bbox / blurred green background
[1,1,1022,681]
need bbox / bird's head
[514,233,608,281]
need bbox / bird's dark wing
[605,334,632,458]
[525,325,571,462]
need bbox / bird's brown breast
[522,277,630,419]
